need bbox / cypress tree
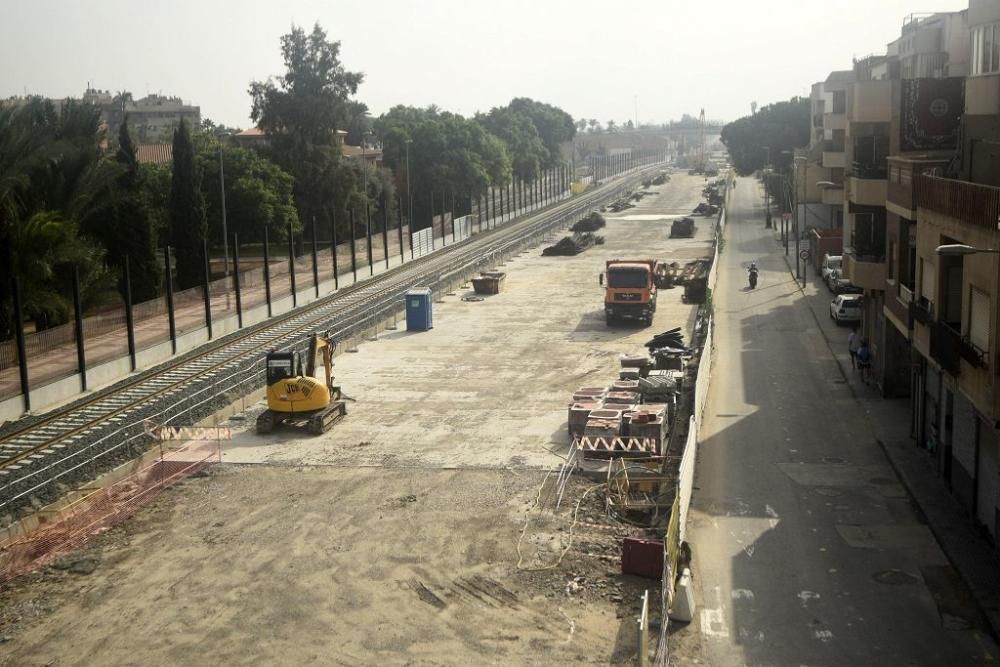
[169,119,207,290]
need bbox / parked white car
[830,294,862,324]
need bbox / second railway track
[0,167,663,517]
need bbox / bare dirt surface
[2,467,659,666]
[0,173,709,666]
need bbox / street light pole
[219,147,230,308]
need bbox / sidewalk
[768,214,1000,640]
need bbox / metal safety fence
[653,171,732,665]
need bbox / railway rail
[0,166,664,519]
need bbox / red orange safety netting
[0,440,220,582]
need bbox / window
[973,22,1000,75]
[832,91,846,114]
[968,286,990,351]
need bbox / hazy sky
[1,0,971,128]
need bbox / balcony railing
[887,180,915,212]
[916,175,1000,231]
[851,162,888,179]
[911,298,932,325]
[930,320,962,376]
[898,284,914,305]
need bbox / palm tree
[588,119,598,133]
[607,120,617,133]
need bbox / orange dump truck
[600,259,661,326]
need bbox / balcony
[821,185,844,205]
[930,320,962,376]
[899,284,914,306]
[823,112,847,131]
[843,251,886,290]
[822,151,846,169]
[887,158,948,216]
[915,175,1000,231]
[966,74,1000,116]
[911,298,932,325]
[848,174,888,207]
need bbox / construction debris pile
[654,260,710,290]
[691,202,719,217]
[669,216,696,239]
[570,211,607,232]
[542,233,605,256]
[567,330,687,459]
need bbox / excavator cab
[257,335,347,436]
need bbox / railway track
[0,166,664,517]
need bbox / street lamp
[763,146,772,228]
[936,244,1000,255]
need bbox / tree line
[0,23,578,340]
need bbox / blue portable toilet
[405,288,433,331]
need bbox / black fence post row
[491,188,497,229]
[202,237,213,340]
[123,255,136,371]
[330,211,339,291]
[11,277,30,411]
[349,209,358,283]
[232,233,243,329]
[263,227,273,317]
[164,246,177,354]
[287,221,297,307]
[311,217,320,298]
[430,191,437,249]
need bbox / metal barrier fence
[654,171,733,665]
[0,438,221,582]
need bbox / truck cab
[601,259,659,326]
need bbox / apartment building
[906,0,1000,538]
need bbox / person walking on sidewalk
[857,339,872,384]
[848,328,860,370]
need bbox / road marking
[813,629,835,643]
[731,589,755,600]
[700,586,730,639]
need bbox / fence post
[164,246,177,354]
[397,196,405,264]
[311,217,320,298]
[382,195,390,270]
[349,209,358,283]
[232,233,243,328]
[430,191,436,249]
[71,265,88,391]
[12,276,30,412]
[408,206,415,259]
[123,255,136,371]
[263,226,272,317]
[366,202,374,276]
[491,188,497,229]
[202,237,213,340]
[331,212,339,290]
[287,221,297,307]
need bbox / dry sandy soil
[0,173,711,666]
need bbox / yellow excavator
[256,334,348,435]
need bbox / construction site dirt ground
[0,173,713,666]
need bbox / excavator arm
[306,334,337,392]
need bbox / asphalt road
[669,177,997,665]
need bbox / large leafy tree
[79,118,162,302]
[193,130,299,244]
[376,105,511,226]
[477,97,575,180]
[169,118,207,290]
[249,23,364,242]
[0,99,119,334]
[721,97,810,175]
